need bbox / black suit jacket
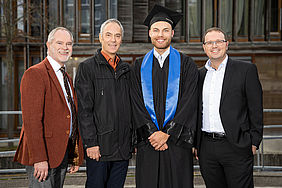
[196,57,263,153]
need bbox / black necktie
[59,66,78,145]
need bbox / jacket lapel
[199,67,207,94]
[199,67,207,127]
[220,58,234,105]
[43,58,68,108]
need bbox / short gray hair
[99,19,124,37]
[47,27,74,43]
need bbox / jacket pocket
[94,109,115,133]
[97,130,114,156]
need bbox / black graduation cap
[143,4,183,29]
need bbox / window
[94,0,117,36]
[188,0,201,40]
[47,0,59,30]
[109,0,117,18]
[236,0,249,37]
[186,0,282,42]
[0,57,12,134]
[80,0,90,34]
[0,0,2,37]
[271,0,279,32]
[253,0,265,37]
[64,0,75,33]
[269,0,281,40]
[205,0,214,31]
[165,0,184,41]
[17,59,24,130]
[17,0,24,31]
[30,0,42,36]
[219,0,233,37]
[94,0,106,36]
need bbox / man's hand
[192,148,198,160]
[252,145,257,155]
[158,143,168,151]
[34,161,48,182]
[69,165,79,174]
[148,131,170,150]
[86,146,101,161]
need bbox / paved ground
[62,186,280,188]
[1,170,282,188]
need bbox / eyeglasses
[203,40,227,46]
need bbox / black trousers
[199,133,254,188]
[85,158,129,188]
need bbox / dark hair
[202,27,227,43]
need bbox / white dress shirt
[202,55,228,133]
[153,47,170,68]
[47,56,73,137]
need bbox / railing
[0,111,22,115]
[0,139,18,157]
[0,109,282,173]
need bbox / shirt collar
[153,47,170,61]
[47,55,65,73]
[101,50,120,64]
[205,55,228,71]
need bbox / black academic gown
[130,52,198,188]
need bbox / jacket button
[66,130,70,135]
[67,115,70,118]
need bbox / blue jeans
[85,158,129,188]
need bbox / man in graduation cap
[130,4,198,188]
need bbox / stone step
[1,171,282,187]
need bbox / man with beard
[14,27,84,188]
[130,5,198,188]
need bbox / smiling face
[149,21,174,54]
[99,22,122,58]
[46,30,73,66]
[203,30,228,65]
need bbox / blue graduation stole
[141,46,181,130]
